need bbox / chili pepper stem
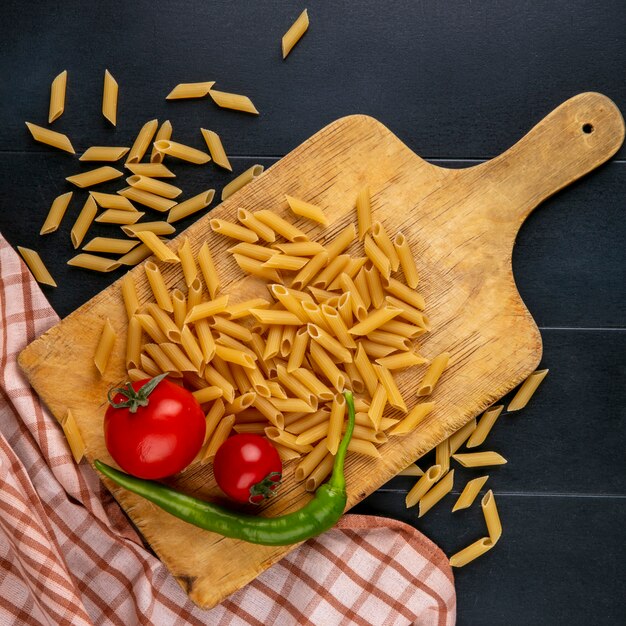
[328,391,355,492]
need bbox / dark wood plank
[353,494,626,626]
[0,0,624,159]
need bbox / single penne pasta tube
[353,269,371,309]
[382,276,426,310]
[48,70,67,123]
[282,8,309,58]
[295,439,329,481]
[265,427,312,454]
[287,328,309,372]
[270,397,316,414]
[126,119,159,163]
[135,314,168,344]
[305,453,335,492]
[80,146,129,162]
[321,304,356,349]
[214,344,256,369]
[197,242,220,298]
[171,289,186,328]
[338,273,367,321]
[229,242,278,261]
[416,352,450,396]
[449,537,495,568]
[263,325,282,360]
[233,255,281,282]
[285,194,328,226]
[221,165,265,200]
[308,342,346,392]
[294,421,329,446]
[347,439,381,458]
[201,398,225,447]
[210,316,252,341]
[66,166,123,189]
[166,81,215,100]
[349,306,402,336]
[184,295,230,324]
[121,273,139,319]
[376,352,428,370]
[128,368,150,382]
[151,139,210,164]
[290,367,334,401]
[134,231,180,264]
[418,470,455,518]
[61,410,86,464]
[367,384,387,430]
[210,219,259,243]
[160,342,197,372]
[389,402,436,435]
[94,319,116,375]
[291,251,329,290]
[359,339,396,359]
[143,343,180,376]
[308,324,353,363]
[343,423,386,444]
[326,394,346,455]
[25,121,74,153]
[353,343,378,397]
[481,490,502,543]
[204,365,235,403]
[355,186,372,240]
[273,241,324,256]
[268,284,309,322]
[324,222,356,260]
[180,325,204,371]
[452,452,508,468]
[229,363,252,394]
[507,369,549,411]
[253,395,284,429]
[353,397,371,413]
[90,192,135,210]
[122,221,176,237]
[266,380,287,399]
[371,221,400,271]
[436,437,451,475]
[311,254,350,289]
[95,209,144,225]
[253,209,308,242]
[237,208,276,242]
[337,292,353,328]
[150,120,173,163]
[209,89,259,115]
[280,324,297,356]
[327,257,368,290]
[448,418,477,454]
[101,69,118,125]
[200,128,232,170]
[225,298,270,320]
[309,286,340,303]
[394,232,419,288]
[364,264,385,309]
[374,364,407,412]
[67,254,120,273]
[225,392,257,414]
[127,175,182,199]
[276,364,316,405]
[364,234,391,279]
[183,371,210,391]
[144,262,174,312]
[140,354,161,378]
[452,476,489,512]
[285,409,329,435]
[202,414,236,460]
[118,186,177,212]
[126,163,176,178]
[343,361,365,394]
[250,309,302,325]
[243,365,271,397]
[466,405,504,448]
[274,443,302,462]
[263,254,308,271]
[144,303,181,342]
[405,465,442,508]
[397,463,424,477]
[379,319,425,338]
[119,244,153,266]
[40,191,73,235]
[82,237,138,255]
[186,277,203,312]
[233,422,268,435]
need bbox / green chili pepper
[94,391,356,546]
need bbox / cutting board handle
[482,92,624,224]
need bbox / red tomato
[213,434,282,504]
[104,375,206,479]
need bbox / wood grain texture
[18,92,624,608]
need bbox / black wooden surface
[1,2,625,624]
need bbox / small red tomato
[104,374,206,479]
[213,434,282,504]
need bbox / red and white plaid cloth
[0,234,456,626]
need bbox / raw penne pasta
[82,237,138,255]
[382,276,425,310]
[266,380,287,399]
[40,191,73,235]
[285,194,328,226]
[265,428,313,454]
[275,364,316,405]
[309,342,345,392]
[397,463,424,477]
[61,410,86,464]
[282,8,309,58]
[224,298,270,320]
[90,192,135,210]
[272,241,324,256]
[364,234,391,278]
[96,209,144,225]
[294,420,329,446]
[229,242,278,262]
[371,222,400,271]
[367,384,387,429]
[416,352,450,396]
[374,364,407,412]
[186,278,203,312]
[270,398,316,415]
[134,231,180,264]
[197,242,220,298]
[200,128,232,171]
[252,395,283,429]
[191,386,224,405]
[507,369,549,411]
[418,470,454,517]
[385,296,429,328]
[452,476,489,512]
[321,305,356,349]
[352,343,378,397]
[337,292,353,328]
[242,365,270,397]
[436,437,451,475]
[70,195,98,248]
[274,443,301,462]
[195,320,216,364]
[128,368,150,382]
[233,422,268,435]
[254,209,308,242]
[178,326,204,371]
[126,119,159,163]
[140,354,161,377]
[263,254,308,271]
[153,140,210,165]
[122,221,176,237]
[295,439,329,481]
[449,537,495,568]
[353,269,371,309]
[160,342,196,372]
[466,405,504,448]
[210,316,253,342]
[209,89,259,114]
[202,414,236,460]
[121,274,139,319]
[481,490,502,543]
[448,418,477,455]
[325,394,346,455]
[286,410,329,435]
[347,439,381,458]
[394,232,419,288]
[210,219,258,243]
[48,70,67,123]
[94,319,116,375]
[25,122,74,153]
[150,120,173,163]
[145,303,181,342]
[291,251,330,290]
[301,302,333,333]
[364,264,385,309]
[201,399,225,448]
[355,186,372,241]
[280,324,297,356]
[221,165,264,201]
[250,309,302,325]
[263,325,281,360]
[311,254,350,289]
[405,465,442,508]
[125,163,176,178]
[125,318,142,370]
[144,344,180,376]
[66,166,123,188]
[290,368,334,401]
[338,274,367,320]
[17,247,57,287]
[286,327,309,372]
[268,284,309,322]
[127,175,182,199]
[172,238,197,288]
[324,224,356,262]
[305,453,334,492]
[359,339,397,359]
[452,452,508,468]
[203,364,235,403]
[375,352,428,370]
[171,289,186,328]
[135,314,168,344]
[308,324,352,363]
[389,402,435,435]
[166,81,215,99]
[144,262,174,312]
[80,146,129,162]
[379,319,424,338]
[327,257,368,290]
[167,190,214,223]
[102,69,118,125]
[236,208,276,242]
[184,296,230,324]
[349,306,402,336]
[118,186,177,212]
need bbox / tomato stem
[248,471,282,504]
[107,373,169,414]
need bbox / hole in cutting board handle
[582,123,594,134]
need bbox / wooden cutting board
[19,92,624,608]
